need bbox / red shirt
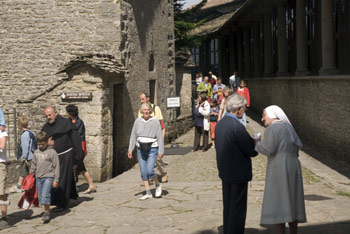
[209,78,216,87]
[236,87,250,107]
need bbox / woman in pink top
[236,80,250,108]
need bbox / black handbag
[139,142,153,151]
[210,115,218,122]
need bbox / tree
[174,0,207,49]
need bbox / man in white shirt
[229,71,240,90]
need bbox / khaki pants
[0,163,7,196]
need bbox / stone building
[192,0,350,166]
[0,0,178,182]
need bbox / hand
[25,160,30,166]
[157,154,163,159]
[127,151,133,159]
[52,181,58,188]
[254,136,262,144]
[48,137,55,146]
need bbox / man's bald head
[44,106,58,124]
[139,93,150,104]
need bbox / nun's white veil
[265,105,303,148]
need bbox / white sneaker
[155,185,162,198]
[139,194,152,200]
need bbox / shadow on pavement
[8,209,34,227]
[69,196,93,209]
[195,220,350,234]
[247,111,350,180]
[76,183,89,193]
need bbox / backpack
[17,130,38,160]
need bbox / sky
[183,0,202,9]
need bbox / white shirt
[0,131,8,163]
[229,75,237,82]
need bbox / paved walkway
[3,115,350,233]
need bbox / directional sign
[61,92,92,101]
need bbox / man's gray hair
[226,93,247,113]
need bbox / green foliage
[173,0,207,49]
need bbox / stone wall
[0,0,177,184]
[247,76,350,166]
[120,0,176,127]
[0,0,122,106]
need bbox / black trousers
[193,126,209,151]
[222,182,248,234]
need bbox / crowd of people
[0,104,96,228]
[193,71,250,151]
[194,71,306,234]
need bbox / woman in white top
[254,105,306,234]
[128,103,164,200]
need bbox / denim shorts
[137,147,158,181]
[36,177,53,205]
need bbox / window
[210,39,219,72]
[149,54,155,71]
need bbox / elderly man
[42,106,83,211]
[138,93,168,183]
[215,94,258,234]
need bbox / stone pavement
[2,115,350,234]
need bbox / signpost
[166,97,180,108]
[61,92,92,101]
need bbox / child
[236,80,250,127]
[209,99,219,147]
[0,130,9,230]
[29,132,59,223]
[216,87,224,105]
[17,117,37,190]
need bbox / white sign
[167,97,181,108]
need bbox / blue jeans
[137,148,158,181]
[36,177,53,205]
[239,112,246,128]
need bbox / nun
[254,105,306,234]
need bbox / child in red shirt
[236,80,250,108]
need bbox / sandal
[83,186,97,194]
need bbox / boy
[17,117,37,189]
[29,132,59,223]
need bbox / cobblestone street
[2,115,350,234]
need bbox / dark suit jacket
[215,114,258,183]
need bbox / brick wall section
[247,76,350,166]
[0,0,122,105]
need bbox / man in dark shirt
[215,93,258,234]
[42,106,83,211]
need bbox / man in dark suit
[215,93,258,234]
